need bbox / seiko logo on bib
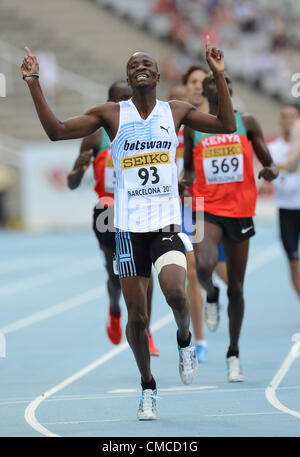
[121,151,171,169]
[203,144,243,158]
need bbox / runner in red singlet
[171,67,227,363]
[67,80,159,356]
[180,72,278,381]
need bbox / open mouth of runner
[136,73,150,82]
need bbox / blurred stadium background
[0,0,299,230]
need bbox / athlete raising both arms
[67,80,159,356]
[21,36,236,421]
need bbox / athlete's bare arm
[243,113,279,182]
[286,119,300,172]
[178,126,195,195]
[67,130,102,190]
[21,47,119,141]
[170,37,236,135]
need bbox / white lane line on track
[0,256,103,297]
[24,242,283,437]
[0,286,106,335]
[24,312,174,437]
[265,337,300,419]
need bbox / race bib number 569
[121,151,173,197]
[203,144,244,184]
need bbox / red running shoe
[148,333,160,357]
[106,308,122,345]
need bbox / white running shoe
[204,286,220,332]
[227,356,245,382]
[178,345,198,385]
[137,389,158,420]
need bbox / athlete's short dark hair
[202,71,232,95]
[181,64,209,86]
[126,52,159,75]
[108,80,127,101]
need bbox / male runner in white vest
[21,36,236,420]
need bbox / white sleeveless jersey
[268,137,300,209]
[110,99,181,232]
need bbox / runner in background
[67,80,160,356]
[180,72,278,381]
[170,65,227,364]
[180,65,228,335]
[262,105,300,306]
[285,117,300,172]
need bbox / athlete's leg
[100,244,122,345]
[157,261,198,384]
[279,209,300,297]
[115,230,158,419]
[186,251,207,361]
[121,276,153,383]
[146,273,153,333]
[193,220,223,301]
[215,261,228,284]
[93,206,121,315]
[158,263,190,341]
[101,245,121,316]
[186,251,204,340]
[146,273,160,356]
[150,231,197,382]
[288,260,300,296]
[215,243,228,284]
[222,237,249,355]
[93,206,122,344]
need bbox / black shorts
[115,226,185,278]
[279,208,300,261]
[193,211,255,243]
[93,206,115,250]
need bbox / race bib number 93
[121,151,173,197]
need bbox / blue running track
[0,221,300,437]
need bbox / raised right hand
[21,46,39,83]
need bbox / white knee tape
[154,250,187,275]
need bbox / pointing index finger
[205,35,211,50]
[24,46,33,57]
